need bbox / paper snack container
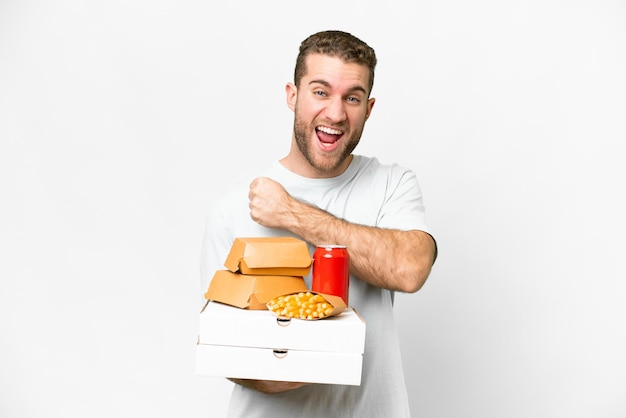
[205,270,308,310]
[196,301,366,385]
[266,291,347,320]
[223,237,313,276]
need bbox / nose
[325,97,347,122]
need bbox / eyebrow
[309,79,368,96]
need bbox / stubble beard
[293,116,363,174]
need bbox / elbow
[398,251,435,293]
[398,230,437,293]
[400,269,430,293]
[400,282,421,294]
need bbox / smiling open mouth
[316,125,344,147]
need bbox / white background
[1,1,625,417]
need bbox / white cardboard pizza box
[195,301,366,385]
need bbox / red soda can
[311,245,350,305]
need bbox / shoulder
[352,155,417,184]
[353,154,411,172]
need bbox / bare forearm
[247,176,436,292]
[284,198,436,293]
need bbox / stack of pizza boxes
[196,237,366,385]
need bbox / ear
[365,97,376,120]
[285,82,297,111]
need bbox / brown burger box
[223,237,313,276]
[204,270,308,310]
[196,301,366,385]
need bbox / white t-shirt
[200,155,432,418]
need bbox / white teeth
[317,126,342,135]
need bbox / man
[201,30,437,417]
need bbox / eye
[346,96,361,104]
[314,90,327,97]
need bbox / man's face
[286,54,375,177]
